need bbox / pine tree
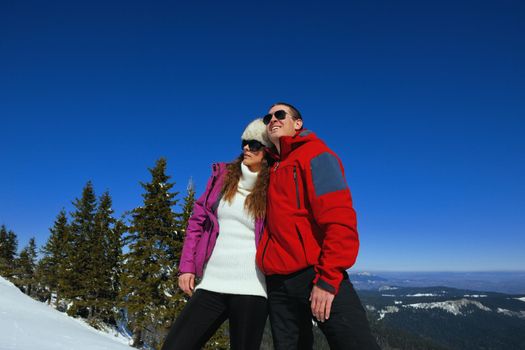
[154,177,200,348]
[89,191,124,325]
[64,181,98,317]
[172,178,196,293]
[205,322,230,350]
[107,218,125,316]
[120,158,180,349]
[38,210,70,306]
[178,178,196,235]
[36,191,124,323]
[15,237,37,295]
[0,225,18,280]
[85,190,113,323]
[0,225,9,276]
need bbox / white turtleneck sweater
[196,163,267,298]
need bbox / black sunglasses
[242,139,265,152]
[263,110,288,125]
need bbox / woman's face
[242,144,265,171]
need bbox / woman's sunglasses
[262,110,288,125]
[242,139,265,152]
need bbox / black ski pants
[161,289,267,350]
[267,267,380,350]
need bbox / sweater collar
[239,162,258,190]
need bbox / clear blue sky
[1,0,524,271]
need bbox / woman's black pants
[161,289,268,350]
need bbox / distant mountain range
[341,272,525,349]
[349,271,525,294]
[358,285,525,350]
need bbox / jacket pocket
[295,224,310,265]
[295,221,321,266]
[195,216,215,277]
[203,217,212,231]
[194,230,211,277]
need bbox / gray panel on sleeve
[310,152,347,196]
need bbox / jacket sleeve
[178,173,214,274]
[304,151,359,294]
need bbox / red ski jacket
[256,130,359,295]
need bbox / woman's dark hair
[221,154,269,219]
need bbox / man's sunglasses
[262,110,288,125]
[242,139,266,152]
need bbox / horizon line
[351,269,525,273]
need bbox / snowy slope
[0,277,132,350]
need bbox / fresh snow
[378,286,398,291]
[378,306,400,320]
[463,294,487,298]
[515,297,525,302]
[406,293,440,297]
[357,272,372,276]
[496,308,525,319]
[403,298,491,316]
[0,276,132,350]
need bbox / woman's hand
[178,273,196,296]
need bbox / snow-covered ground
[378,306,400,320]
[403,298,491,316]
[406,293,441,297]
[496,307,525,318]
[0,277,132,350]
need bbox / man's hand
[310,285,335,322]
[178,273,195,296]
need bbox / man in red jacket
[256,102,379,350]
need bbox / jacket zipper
[296,227,309,264]
[293,166,300,209]
[205,171,218,207]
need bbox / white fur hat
[241,118,271,147]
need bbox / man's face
[266,105,303,146]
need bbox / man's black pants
[161,289,267,350]
[267,267,380,350]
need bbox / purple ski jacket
[179,162,265,277]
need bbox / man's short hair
[271,102,302,120]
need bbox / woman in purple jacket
[161,119,271,350]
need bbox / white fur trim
[241,118,271,147]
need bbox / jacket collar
[211,162,228,177]
[271,129,317,160]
